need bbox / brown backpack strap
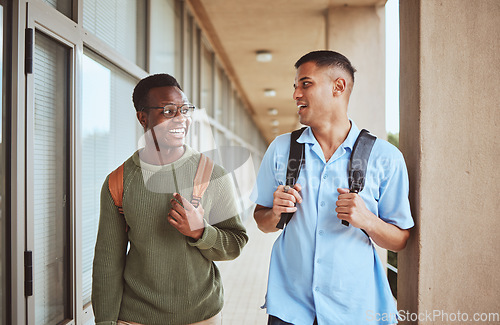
[191,154,214,208]
[109,164,129,231]
[109,164,124,214]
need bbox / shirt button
[318,230,324,235]
[320,201,325,207]
[315,287,320,292]
[323,174,328,179]
[317,259,322,264]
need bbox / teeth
[298,105,307,109]
[169,128,184,134]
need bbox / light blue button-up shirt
[251,122,414,324]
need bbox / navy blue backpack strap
[342,129,377,227]
[276,127,307,229]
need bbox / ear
[332,78,347,96]
[137,111,148,129]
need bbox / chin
[298,116,311,126]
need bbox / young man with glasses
[251,51,414,324]
[92,73,248,325]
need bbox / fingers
[276,184,302,204]
[336,188,358,203]
[173,193,194,211]
[337,188,350,195]
[168,207,184,222]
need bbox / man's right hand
[254,184,302,233]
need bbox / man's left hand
[168,193,205,240]
[335,188,377,230]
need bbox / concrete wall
[399,0,500,322]
[327,4,389,269]
[327,5,387,139]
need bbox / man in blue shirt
[251,50,414,324]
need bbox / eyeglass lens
[163,104,194,118]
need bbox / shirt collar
[296,120,361,151]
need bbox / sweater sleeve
[188,216,248,261]
[188,168,248,260]
[92,176,129,324]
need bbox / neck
[311,117,351,162]
[140,144,185,165]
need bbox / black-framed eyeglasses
[141,103,196,118]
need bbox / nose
[293,87,302,100]
[172,109,186,122]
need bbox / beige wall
[399,0,500,322]
[327,5,387,139]
[327,4,388,267]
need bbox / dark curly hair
[132,73,182,111]
[294,50,356,83]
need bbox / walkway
[217,217,280,325]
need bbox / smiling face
[137,86,192,151]
[293,61,350,129]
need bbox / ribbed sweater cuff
[188,221,217,250]
[95,321,117,325]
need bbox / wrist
[190,227,204,240]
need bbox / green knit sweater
[92,146,248,325]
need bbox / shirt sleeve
[92,176,129,324]
[377,148,414,230]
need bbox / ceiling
[190,0,386,143]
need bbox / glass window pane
[149,0,181,77]
[83,0,146,68]
[33,31,70,325]
[191,27,201,107]
[42,0,73,19]
[201,45,213,117]
[81,51,139,306]
[214,65,223,123]
[183,15,194,100]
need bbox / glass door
[30,29,71,325]
[25,5,75,321]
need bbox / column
[399,0,500,321]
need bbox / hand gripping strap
[109,163,125,215]
[276,127,307,229]
[191,154,214,208]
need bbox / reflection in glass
[33,31,70,325]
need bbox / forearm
[253,205,281,233]
[364,214,410,252]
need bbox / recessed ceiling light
[256,50,272,62]
[264,89,276,97]
[271,119,279,126]
[267,108,278,115]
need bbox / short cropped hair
[294,50,356,83]
[132,73,182,111]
